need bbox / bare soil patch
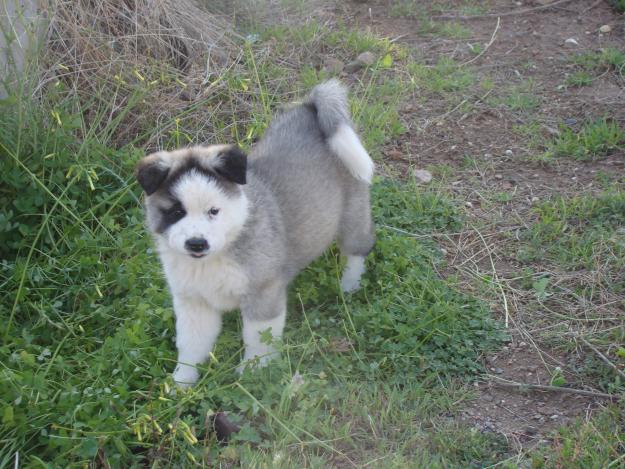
[341,0,625,449]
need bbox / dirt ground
[336,0,625,451]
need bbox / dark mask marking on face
[156,199,186,233]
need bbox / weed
[608,0,625,12]
[409,57,475,93]
[545,119,625,160]
[572,47,625,71]
[498,80,541,112]
[520,188,625,274]
[565,71,593,87]
[531,408,625,468]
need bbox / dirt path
[339,0,625,451]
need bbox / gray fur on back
[229,82,375,314]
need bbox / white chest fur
[160,251,249,311]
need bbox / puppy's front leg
[172,295,222,387]
[239,282,286,372]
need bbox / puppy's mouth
[189,253,207,259]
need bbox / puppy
[136,80,375,387]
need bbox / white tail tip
[328,124,374,184]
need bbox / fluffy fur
[136,79,375,387]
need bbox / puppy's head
[136,145,248,259]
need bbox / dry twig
[579,337,625,381]
[489,376,618,400]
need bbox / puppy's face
[136,145,248,259]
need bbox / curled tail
[308,80,374,184]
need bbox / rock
[345,51,376,73]
[523,426,538,435]
[386,149,403,160]
[495,174,503,180]
[505,149,513,156]
[323,57,344,74]
[413,169,433,184]
[356,51,376,65]
[465,201,474,209]
[345,61,363,73]
[564,38,579,47]
[494,367,504,375]
[599,25,611,34]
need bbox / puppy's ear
[215,146,247,185]
[136,155,170,195]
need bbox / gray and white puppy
[136,80,375,387]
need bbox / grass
[531,408,625,468]
[0,114,506,465]
[545,119,625,161]
[408,57,475,94]
[565,71,594,87]
[0,44,509,468]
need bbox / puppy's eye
[209,207,220,216]
[164,204,185,218]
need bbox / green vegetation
[531,408,625,468]
[521,189,625,271]
[572,48,625,71]
[408,57,475,93]
[545,119,625,160]
[565,70,593,87]
[608,0,625,12]
[0,47,506,468]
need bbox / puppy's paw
[340,276,361,293]
[172,363,199,388]
[237,347,278,374]
[341,256,366,293]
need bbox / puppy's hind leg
[238,281,287,373]
[338,184,375,293]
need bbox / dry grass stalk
[37,0,243,147]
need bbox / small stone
[523,426,538,435]
[505,149,513,156]
[564,118,577,126]
[564,38,579,47]
[386,149,403,160]
[532,414,542,420]
[519,341,528,348]
[356,51,376,66]
[550,414,559,420]
[599,25,611,34]
[345,61,363,73]
[484,153,493,158]
[494,367,504,375]
[323,57,345,74]
[531,196,540,203]
[495,174,503,180]
[413,169,433,184]
[465,201,474,208]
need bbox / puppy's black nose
[185,237,208,253]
